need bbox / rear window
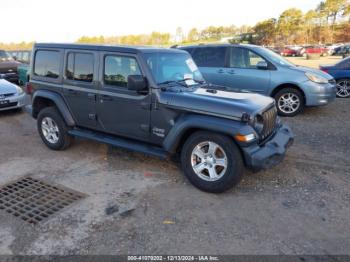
[191,47,226,67]
[34,50,60,78]
[66,52,94,82]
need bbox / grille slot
[0,102,18,109]
[261,106,277,141]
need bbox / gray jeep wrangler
[27,43,293,193]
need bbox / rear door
[190,46,228,86]
[62,50,99,129]
[96,52,151,140]
[225,47,271,94]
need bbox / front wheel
[336,79,350,98]
[274,88,305,117]
[181,131,244,193]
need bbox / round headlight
[254,114,264,133]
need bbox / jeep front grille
[261,106,277,140]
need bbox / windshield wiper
[158,78,205,87]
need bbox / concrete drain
[0,177,86,225]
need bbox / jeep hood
[159,88,274,119]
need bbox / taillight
[321,69,328,73]
[25,82,33,94]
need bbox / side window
[192,47,226,67]
[104,55,141,88]
[22,52,29,63]
[34,50,60,78]
[66,52,94,82]
[230,48,266,69]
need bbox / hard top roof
[34,43,187,54]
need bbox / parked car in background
[0,79,26,111]
[341,45,350,58]
[178,44,337,116]
[320,57,350,98]
[298,45,328,57]
[9,50,31,64]
[334,44,350,57]
[26,43,293,193]
[327,43,343,55]
[280,47,297,57]
[0,50,20,83]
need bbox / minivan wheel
[274,88,304,117]
[37,107,73,150]
[181,131,244,193]
[336,79,350,98]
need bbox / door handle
[227,69,235,74]
[100,95,113,101]
[217,69,225,73]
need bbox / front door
[225,47,271,94]
[62,50,99,129]
[96,53,151,140]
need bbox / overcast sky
[1,0,321,43]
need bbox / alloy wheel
[191,141,228,182]
[41,117,60,144]
[278,93,301,114]
[336,80,350,98]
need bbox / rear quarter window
[191,47,227,67]
[34,50,60,78]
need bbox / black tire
[181,131,244,193]
[37,107,73,150]
[274,88,305,117]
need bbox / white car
[0,79,26,111]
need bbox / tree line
[1,0,349,50]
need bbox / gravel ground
[0,95,349,255]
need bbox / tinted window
[104,56,141,87]
[192,47,226,67]
[230,48,266,69]
[34,50,60,78]
[66,52,93,82]
[0,50,13,61]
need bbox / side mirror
[257,61,268,70]
[13,56,17,61]
[127,75,147,92]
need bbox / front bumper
[242,124,294,171]
[0,92,26,111]
[301,81,337,106]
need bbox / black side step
[68,128,168,159]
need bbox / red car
[299,46,328,57]
[280,47,297,57]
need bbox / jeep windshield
[0,50,14,62]
[144,52,205,87]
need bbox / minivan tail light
[25,82,33,94]
[321,69,328,73]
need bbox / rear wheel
[336,79,350,98]
[181,131,244,193]
[274,88,305,117]
[37,107,73,150]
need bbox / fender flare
[32,90,75,126]
[163,114,255,153]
